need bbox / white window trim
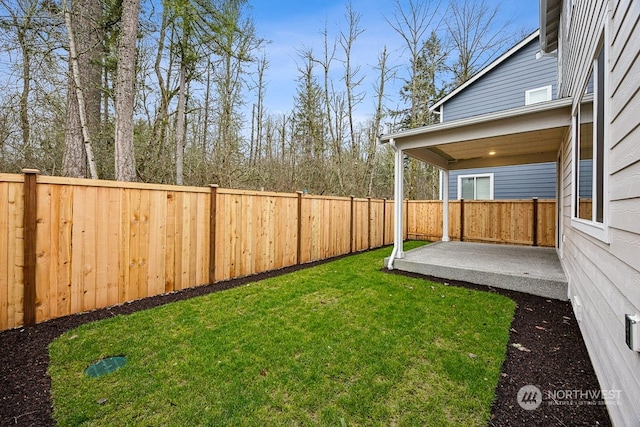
[570,28,610,244]
[457,173,494,200]
[525,85,553,105]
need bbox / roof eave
[379,97,573,143]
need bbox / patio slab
[386,241,568,300]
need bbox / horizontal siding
[443,38,558,121]
[610,96,640,161]
[560,1,640,426]
[448,162,556,200]
[559,0,607,97]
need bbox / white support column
[386,140,405,270]
[393,144,404,259]
[442,169,450,242]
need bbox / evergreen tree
[398,30,448,129]
[291,53,327,193]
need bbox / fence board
[84,186,98,312]
[107,188,121,305]
[127,188,141,301]
[69,186,84,314]
[196,192,209,285]
[94,187,109,311]
[184,192,196,289]
[174,191,185,290]
[165,191,176,292]
[35,182,51,323]
[0,182,9,330]
[10,181,25,328]
[56,185,72,318]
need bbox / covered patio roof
[380,97,575,270]
[379,97,573,170]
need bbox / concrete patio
[386,241,568,300]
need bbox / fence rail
[0,171,555,331]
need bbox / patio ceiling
[379,97,573,171]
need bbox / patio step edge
[387,257,568,301]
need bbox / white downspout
[387,138,404,270]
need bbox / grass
[48,242,516,426]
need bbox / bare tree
[445,0,515,85]
[0,0,39,164]
[309,26,345,192]
[366,46,392,195]
[339,3,365,155]
[250,53,268,165]
[386,0,441,129]
[114,0,140,181]
[210,0,262,186]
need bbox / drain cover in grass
[84,356,127,378]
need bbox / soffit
[380,98,573,170]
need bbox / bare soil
[0,256,611,426]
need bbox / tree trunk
[114,0,140,182]
[16,27,31,163]
[64,6,99,179]
[203,59,212,152]
[367,46,390,196]
[175,63,186,185]
[62,0,102,178]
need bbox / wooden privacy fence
[1,171,397,331]
[406,198,556,247]
[0,171,554,331]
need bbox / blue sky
[246,0,540,120]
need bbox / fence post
[532,197,539,247]
[350,195,355,253]
[297,191,303,264]
[404,199,409,241]
[22,168,39,326]
[382,198,387,246]
[460,198,465,242]
[209,185,218,284]
[367,197,372,249]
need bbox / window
[458,174,494,200]
[525,85,552,105]
[572,40,606,238]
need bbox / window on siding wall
[573,44,605,225]
[525,85,552,105]
[458,174,494,200]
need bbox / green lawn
[49,242,516,426]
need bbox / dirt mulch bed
[390,271,612,426]
[1,257,611,426]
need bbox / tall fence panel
[537,200,556,247]
[407,199,555,246]
[463,200,533,245]
[299,195,351,264]
[0,171,557,331]
[407,200,443,241]
[31,176,210,325]
[214,189,298,281]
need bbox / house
[433,31,558,201]
[380,0,640,424]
